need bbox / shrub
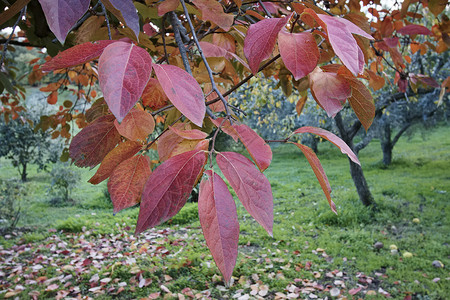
[47,163,80,206]
[0,179,24,232]
[170,202,199,225]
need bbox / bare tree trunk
[335,113,376,207]
[20,163,27,182]
[380,119,393,166]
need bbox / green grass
[0,126,449,299]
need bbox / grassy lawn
[0,126,449,299]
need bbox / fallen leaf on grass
[349,287,362,295]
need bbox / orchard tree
[0,0,448,282]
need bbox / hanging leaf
[114,108,155,141]
[89,141,143,184]
[212,118,272,172]
[41,40,116,72]
[244,15,291,74]
[169,126,208,140]
[69,115,121,168]
[216,152,273,236]
[108,155,152,213]
[136,150,207,233]
[397,24,432,35]
[278,30,319,80]
[192,0,234,31]
[309,67,351,117]
[198,170,239,284]
[38,0,90,43]
[158,0,179,16]
[153,64,206,127]
[292,126,360,165]
[98,42,152,122]
[346,78,375,131]
[292,143,336,214]
[101,0,140,39]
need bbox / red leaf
[102,0,140,39]
[114,108,155,141]
[397,24,432,35]
[99,42,152,122]
[38,0,90,43]
[89,141,142,184]
[136,150,207,233]
[317,14,373,75]
[292,143,336,214]
[143,23,157,37]
[192,0,234,31]
[157,124,185,161]
[309,67,351,117]
[292,126,360,165]
[47,91,58,105]
[153,64,206,127]
[212,118,272,172]
[278,30,319,80]
[41,40,116,72]
[216,152,273,236]
[199,170,239,283]
[244,15,291,74]
[141,78,169,111]
[347,78,375,131]
[169,126,208,140]
[69,115,121,168]
[349,287,362,295]
[158,0,179,16]
[199,41,228,57]
[108,155,152,213]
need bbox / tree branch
[1,6,26,69]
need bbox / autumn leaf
[38,0,90,43]
[292,126,360,165]
[69,115,121,168]
[217,152,273,236]
[41,40,116,72]
[101,0,140,39]
[199,170,239,283]
[98,42,152,122]
[158,0,179,16]
[309,67,351,117]
[89,141,142,184]
[153,64,206,127]
[114,108,155,142]
[244,15,291,74]
[397,24,432,35]
[292,143,336,214]
[169,126,208,140]
[136,150,207,233]
[346,78,375,131]
[141,78,169,111]
[278,30,319,80]
[212,118,272,172]
[108,155,152,213]
[192,0,234,31]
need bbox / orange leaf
[114,108,155,141]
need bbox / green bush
[0,179,24,232]
[47,163,80,206]
[170,202,199,225]
[79,187,113,209]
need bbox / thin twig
[99,1,112,40]
[1,6,26,69]
[169,11,191,73]
[145,115,183,151]
[161,15,169,63]
[180,0,232,121]
[258,0,272,18]
[210,118,227,168]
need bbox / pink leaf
[244,15,291,74]
[217,152,273,236]
[292,143,336,214]
[397,24,432,35]
[192,0,234,31]
[102,0,140,39]
[99,42,152,122]
[212,118,272,172]
[349,287,362,295]
[278,29,319,80]
[318,14,373,75]
[199,170,239,283]
[136,150,207,233]
[158,0,179,16]
[41,40,116,71]
[292,126,360,165]
[309,67,351,117]
[169,126,208,140]
[38,0,90,43]
[153,64,206,127]
[108,155,152,213]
